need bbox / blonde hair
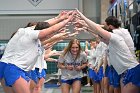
[62,39,82,60]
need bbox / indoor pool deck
[0,84,93,93]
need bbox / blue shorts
[123,64,140,87]
[97,66,103,81]
[4,63,30,87]
[28,70,38,84]
[61,78,82,85]
[108,66,114,86]
[91,67,103,83]
[88,68,96,79]
[28,68,46,84]
[104,65,110,77]
[35,68,46,79]
[112,67,121,88]
[108,66,120,88]
[0,62,7,79]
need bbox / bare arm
[76,9,111,44]
[57,62,66,69]
[45,11,74,26]
[45,58,58,62]
[38,11,75,39]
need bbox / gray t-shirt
[58,51,87,80]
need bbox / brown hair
[62,39,82,60]
[34,22,50,30]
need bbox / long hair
[62,39,82,60]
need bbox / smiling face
[63,39,81,58]
[70,43,80,56]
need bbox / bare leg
[1,79,15,93]
[96,82,101,93]
[72,80,81,93]
[114,87,121,93]
[12,77,30,93]
[30,80,36,93]
[109,85,114,93]
[32,78,45,93]
[103,77,109,93]
[91,80,97,93]
[122,82,140,93]
[120,77,124,93]
[61,83,71,93]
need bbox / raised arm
[38,11,75,39]
[75,9,111,44]
[44,11,73,26]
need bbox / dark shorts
[61,78,82,85]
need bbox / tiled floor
[0,85,93,93]
[0,74,93,93]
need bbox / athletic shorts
[108,66,120,88]
[61,78,82,85]
[104,65,110,77]
[88,68,96,79]
[108,66,114,86]
[97,66,103,81]
[123,64,140,87]
[91,67,103,83]
[4,63,30,87]
[0,62,7,79]
[112,67,121,88]
[35,68,46,79]
[28,70,38,84]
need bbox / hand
[66,65,74,70]
[63,11,76,23]
[75,8,85,20]
[75,66,82,71]
[73,19,88,28]
[57,27,69,33]
[56,11,68,20]
[58,10,75,21]
[67,31,78,37]
[74,26,87,33]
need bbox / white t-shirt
[86,48,96,68]
[33,40,47,72]
[108,33,139,74]
[94,42,107,67]
[8,27,40,71]
[113,28,136,58]
[58,51,87,80]
[0,28,25,63]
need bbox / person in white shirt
[75,9,140,93]
[0,11,75,93]
[85,39,97,92]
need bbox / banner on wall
[0,0,82,14]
